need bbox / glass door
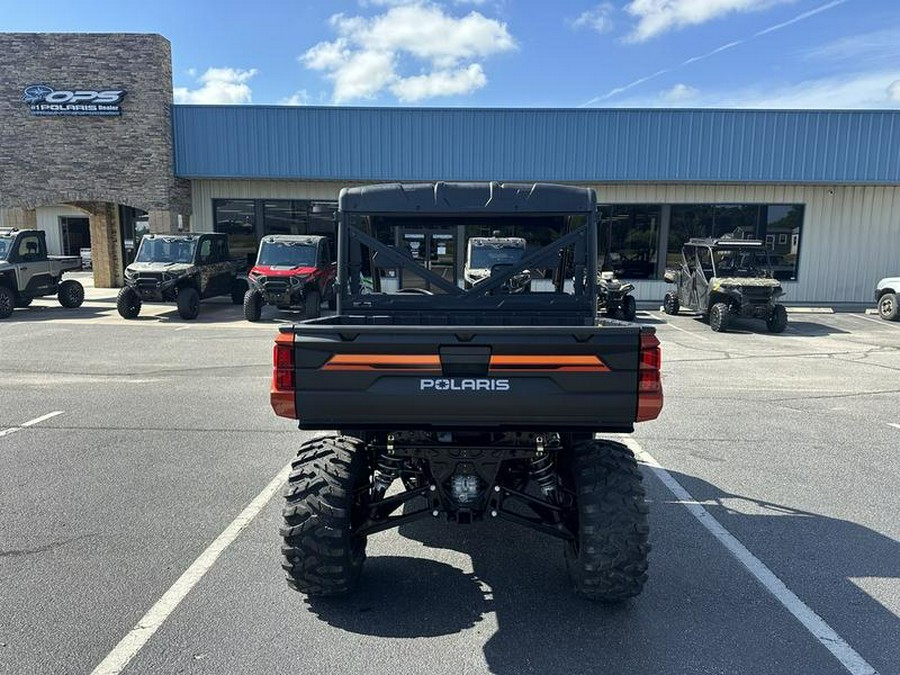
[399,229,457,292]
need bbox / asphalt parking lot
[2,275,899,675]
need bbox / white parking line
[848,314,900,329]
[89,462,292,675]
[0,411,64,438]
[621,437,878,675]
[649,314,711,340]
[888,423,900,430]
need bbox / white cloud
[607,71,900,109]
[886,81,900,103]
[624,0,796,42]
[280,90,312,106]
[391,64,487,101]
[572,3,615,34]
[301,2,515,103]
[805,28,900,67]
[662,83,698,101]
[173,67,257,104]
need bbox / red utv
[243,235,336,322]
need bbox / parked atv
[117,233,247,320]
[464,236,530,293]
[875,276,900,321]
[0,228,84,319]
[242,235,336,322]
[597,271,636,321]
[663,237,788,333]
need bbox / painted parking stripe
[622,437,879,675]
[888,423,900,430]
[89,462,292,675]
[0,411,64,438]
[848,314,900,329]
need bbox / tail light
[271,331,297,419]
[636,331,663,422]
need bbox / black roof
[339,182,596,214]
[143,232,221,240]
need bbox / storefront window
[598,205,660,279]
[263,200,308,236]
[667,203,804,280]
[213,199,257,263]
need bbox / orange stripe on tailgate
[322,354,442,371]
[489,355,609,372]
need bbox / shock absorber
[373,435,403,498]
[529,437,558,498]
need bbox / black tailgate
[284,322,645,432]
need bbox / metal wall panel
[174,107,900,184]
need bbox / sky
[2,0,899,109]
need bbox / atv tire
[0,286,14,319]
[709,302,730,332]
[58,280,85,308]
[231,278,248,305]
[767,304,788,333]
[878,292,899,321]
[621,295,637,322]
[243,288,263,322]
[281,434,369,596]
[563,439,649,602]
[176,286,200,320]
[116,287,142,319]
[304,289,321,319]
[663,293,679,316]
[327,288,337,311]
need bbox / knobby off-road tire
[621,295,637,322]
[176,286,200,320]
[57,279,85,308]
[709,302,730,332]
[231,278,248,305]
[281,435,369,596]
[767,304,788,333]
[879,292,899,321]
[662,293,679,316]
[304,289,321,319]
[0,286,15,319]
[563,439,650,602]
[116,287,142,319]
[243,288,263,322]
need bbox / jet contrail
[580,0,851,106]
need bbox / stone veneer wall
[0,33,189,214]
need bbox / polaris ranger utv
[0,228,84,319]
[271,182,663,602]
[243,235,336,322]
[663,237,788,333]
[117,233,247,320]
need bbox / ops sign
[22,84,126,117]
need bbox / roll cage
[334,182,599,325]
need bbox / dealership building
[1,32,899,303]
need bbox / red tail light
[272,332,297,419]
[636,331,663,422]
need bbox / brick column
[89,204,125,288]
[148,210,180,234]
[0,207,38,229]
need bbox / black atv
[597,271,636,321]
[663,237,788,333]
